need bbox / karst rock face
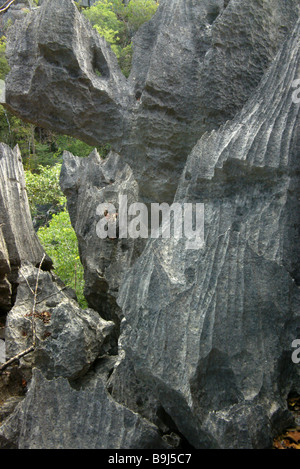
[0,143,52,315]
[59,149,146,324]
[114,21,300,448]
[1,0,300,449]
[4,0,299,202]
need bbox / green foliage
[37,210,87,308]
[25,164,66,217]
[0,103,109,170]
[124,0,159,32]
[115,43,133,79]
[25,164,87,308]
[0,108,59,170]
[27,141,61,168]
[82,0,158,76]
[0,8,115,312]
[0,106,36,164]
[54,133,110,159]
[83,0,124,46]
[0,0,159,310]
[0,36,9,80]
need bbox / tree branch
[0,345,34,374]
[0,0,17,14]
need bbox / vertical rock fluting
[0,368,172,449]
[3,0,299,202]
[114,19,300,448]
[0,0,299,449]
[0,143,52,314]
[0,144,165,450]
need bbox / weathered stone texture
[5,263,115,381]
[60,149,146,323]
[4,0,299,202]
[0,143,51,313]
[0,0,299,450]
[113,19,300,448]
[0,368,171,449]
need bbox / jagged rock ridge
[0,0,299,450]
[3,0,299,202]
[0,368,171,449]
[59,149,146,324]
[0,145,170,450]
[0,143,52,315]
[112,18,300,448]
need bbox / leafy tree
[25,164,87,308]
[0,9,101,311]
[53,133,111,160]
[0,36,9,80]
[37,210,87,308]
[0,106,38,166]
[25,164,66,217]
[81,0,158,76]
[0,34,108,168]
[0,0,158,311]
[124,0,159,32]
[83,0,124,47]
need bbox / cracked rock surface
[0,368,171,449]
[0,143,52,315]
[113,18,300,448]
[0,0,299,449]
[5,263,115,381]
[4,0,299,202]
[60,149,146,324]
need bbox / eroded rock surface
[4,0,299,202]
[112,19,300,448]
[60,149,146,323]
[0,368,171,449]
[0,0,299,450]
[0,143,52,314]
[5,263,115,381]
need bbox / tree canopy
[80,0,159,76]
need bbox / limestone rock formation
[60,149,146,323]
[0,341,4,364]
[0,0,299,450]
[0,2,33,38]
[5,262,115,381]
[0,144,169,450]
[0,368,171,449]
[112,18,300,448]
[4,0,299,202]
[0,143,52,314]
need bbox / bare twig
[31,254,46,346]
[9,285,68,309]
[0,254,46,376]
[19,269,35,296]
[0,345,34,374]
[0,0,17,14]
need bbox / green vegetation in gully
[79,0,158,77]
[0,0,158,307]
